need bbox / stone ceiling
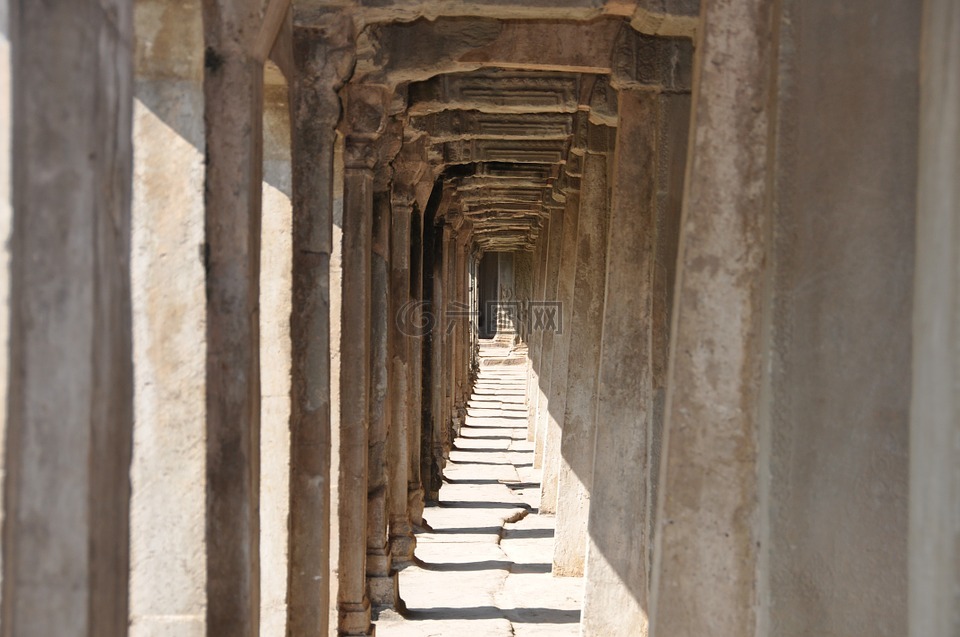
[294,2,695,253]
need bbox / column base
[338,599,375,636]
[407,486,425,525]
[389,516,417,565]
[367,572,400,609]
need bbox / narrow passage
[377,340,583,636]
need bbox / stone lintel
[407,111,574,142]
[352,18,624,85]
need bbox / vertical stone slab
[524,231,544,439]
[129,2,207,635]
[649,0,774,633]
[259,75,292,637]
[762,0,917,634]
[388,194,415,563]
[201,2,266,632]
[367,191,399,608]
[540,183,580,516]
[581,91,657,636]
[1,0,134,635]
[647,90,690,590]
[526,224,549,442]
[910,2,960,635]
[533,208,564,469]
[553,125,613,577]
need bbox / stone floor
[376,341,584,636]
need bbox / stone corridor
[378,340,582,637]
[2,1,960,637]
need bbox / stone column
[335,83,393,636]
[532,203,565,469]
[260,75,293,637]
[338,138,373,634]
[287,21,352,637]
[436,224,453,461]
[421,203,442,503]
[454,235,469,422]
[408,204,427,522]
[910,1,960,634]
[553,123,614,577]
[201,2,267,633]
[526,222,549,442]
[388,191,416,563]
[367,189,399,608]
[129,1,207,635]
[760,0,915,634]
[581,90,658,635]
[540,165,581,516]
[1,0,134,635]
[648,0,774,633]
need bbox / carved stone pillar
[336,83,392,637]
[288,21,353,637]
[1,2,134,635]
[407,199,427,522]
[388,190,416,563]
[367,184,400,609]
[553,122,615,577]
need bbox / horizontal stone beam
[353,18,624,84]
[407,111,574,141]
[296,1,699,37]
[408,72,581,115]
[438,139,567,165]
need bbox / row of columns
[524,87,690,635]
[3,2,958,637]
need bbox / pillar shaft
[533,209,564,468]
[407,205,426,522]
[526,223,549,442]
[1,1,134,635]
[581,90,658,635]
[910,1,960,634]
[337,141,374,636]
[287,22,352,637]
[388,197,415,562]
[366,190,399,608]
[648,0,774,632]
[201,3,265,632]
[553,128,613,577]
[539,185,580,516]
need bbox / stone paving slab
[376,345,583,636]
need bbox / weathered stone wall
[259,74,293,637]
[129,2,207,634]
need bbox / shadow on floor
[404,606,580,624]
[419,560,552,574]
